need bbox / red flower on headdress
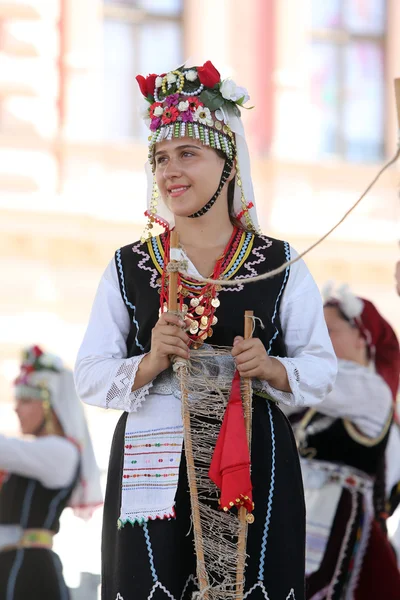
[136,73,157,98]
[149,102,163,118]
[197,61,220,88]
[32,345,43,358]
[187,96,202,112]
[161,106,179,124]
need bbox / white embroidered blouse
[75,247,337,411]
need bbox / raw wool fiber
[177,344,251,599]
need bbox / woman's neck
[174,208,234,249]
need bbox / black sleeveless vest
[0,469,78,533]
[114,231,291,360]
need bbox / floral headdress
[15,345,62,401]
[136,61,259,239]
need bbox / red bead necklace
[160,227,239,347]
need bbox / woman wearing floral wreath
[0,345,102,600]
[75,60,337,600]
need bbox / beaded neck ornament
[136,60,259,241]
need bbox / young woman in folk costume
[0,345,102,600]
[75,60,336,600]
[288,285,400,599]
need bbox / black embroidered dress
[76,229,337,600]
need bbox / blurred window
[309,0,386,162]
[103,0,183,140]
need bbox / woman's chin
[168,200,208,219]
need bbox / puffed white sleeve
[0,435,79,489]
[258,246,337,406]
[316,360,393,438]
[74,258,153,412]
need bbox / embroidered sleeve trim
[257,357,304,406]
[106,355,153,412]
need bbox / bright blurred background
[0,0,399,597]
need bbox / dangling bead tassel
[141,178,159,243]
[236,163,257,232]
[42,397,55,435]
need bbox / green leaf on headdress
[184,80,201,93]
[235,96,254,110]
[199,89,224,111]
[146,94,155,104]
[229,102,241,117]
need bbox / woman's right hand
[147,313,190,375]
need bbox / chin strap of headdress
[188,157,234,218]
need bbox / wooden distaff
[168,230,210,598]
[236,310,254,598]
[395,78,400,128]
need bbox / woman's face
[324,305,367,365]
[154,137,232,218]
[15,398,45,435]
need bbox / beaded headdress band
[136,61,258,240]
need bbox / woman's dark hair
[324,301,353,324]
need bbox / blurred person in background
[288,285,400,599]
[75,60,336,599]
[0,345,102,600]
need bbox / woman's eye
[156,156,167,165]
[182,151,194,158]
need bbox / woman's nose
[163,158,181,179]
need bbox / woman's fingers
[157,313,185,328]
[157,340,189,359]
[233,348,258,365]
[236,357,259,373]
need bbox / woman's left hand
[232,337,274,379]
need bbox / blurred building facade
[0,0,399,402]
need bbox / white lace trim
[257,357,304,406]
[106,354,153,412]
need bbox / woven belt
[0,528,54,553]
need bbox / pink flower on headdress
[161,106,179,124]
[180,110,194,123]
[150,117,162,131]
[164,93,180,107]
[187,96,202,112]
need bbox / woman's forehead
[154,137,205,153]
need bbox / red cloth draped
[208,370,253,512]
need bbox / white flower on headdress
[167,72,177,84]
[220,79,250,104]
[39,353,63,370]
[322,281,364,320]
[140,103,150,118]
[193,106,213,127]
[185,69,198,82]
[153,106,164,117]
[178,101,189,112]
[337,284,364,319]
[155,76,163,88]
[215,108,228,123]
